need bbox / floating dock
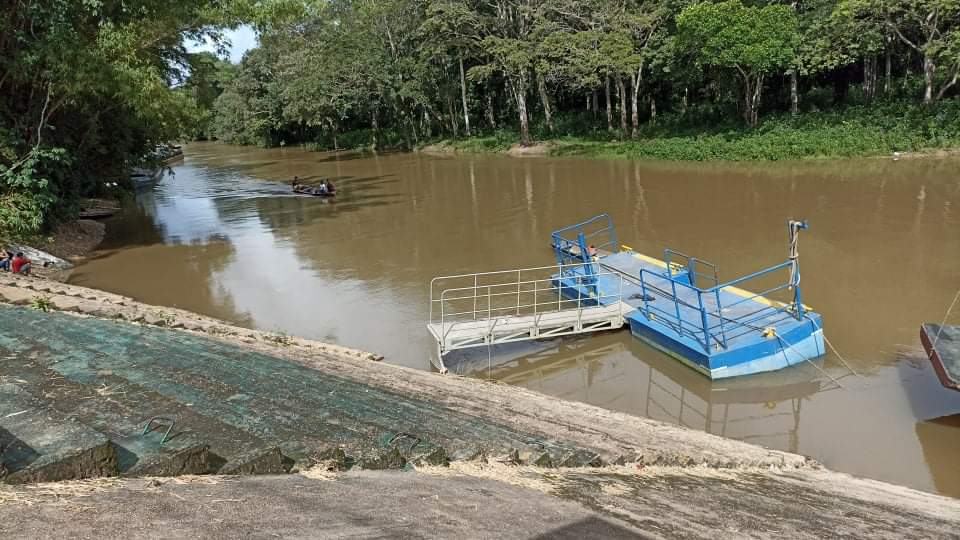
[428,214,826,380]
[551,215,825,379]
[921,324,960,391]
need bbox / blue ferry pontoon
[550,214,825,379]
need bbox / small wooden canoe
[293,187,336,197]
[921,324,960,391]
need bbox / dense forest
[0,0,285,237]
[197,0,960,157]
[2,0,959,237]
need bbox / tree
[841,0,960,104]
[677,0,800,127]
[419,1,482,137]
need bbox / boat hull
[628,313,824,379]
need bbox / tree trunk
[459,55,471,137]
[650,96,657,124]
[486,90,496,129]
[371,109,379,148]
[682,87,689,115]
[864,56,877,105]
[447,95,459,138]
[511,78,531,146]
[884,45,892,94]
[790,70,798,115]
[591,89,598,119]
[740,73,762,128]
[536,71,553,133]
[605,76,613,131]
[617,77,628,135]
[631,65,642,139]
[923,54,935,105]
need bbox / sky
[186,25,258,64]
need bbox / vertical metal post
[487,285,492,321]
[516,269,521,316]
[697,291,710,352]
[688,258,698,288]
[670,279,682,328]
[533,278,538,316]
[557,263,563,312]
[577,232,596,286]
[714,288,727,348]
[788,220,808,320]
[608,214,618,254]
[577,276,583,329]
[639,272,651,319]
[473,274,478,320]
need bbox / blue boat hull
[627,312,825,379]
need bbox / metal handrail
[637,257,798,352]
[431,263,625,343]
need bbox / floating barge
[550,215,824,380]
[427,214,825,379]
[921,324,960,391]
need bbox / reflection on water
[70,142,960,497]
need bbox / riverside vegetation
[201,0,960,161]
[3,0,960,239]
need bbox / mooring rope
[803,314,861,378]
[773,331,845,389]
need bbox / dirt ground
[2,465,958,539]
[39,219,106,261]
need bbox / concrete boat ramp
[1,275,959,537]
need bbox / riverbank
[1,273,959,536]
[417,103,960,161]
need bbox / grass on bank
[432,101,960,161]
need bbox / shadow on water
[446,334,824,454]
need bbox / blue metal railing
[551,214,618,266]
[637,259,801,352]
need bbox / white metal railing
[429,262,626,345]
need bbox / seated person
[0,250,10,272]
[318,181,329,194]
[326,180,336,193]
[11,252,31,275]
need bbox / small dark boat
[293,186,336,197]
[921,324,960,391]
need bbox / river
[70,142,960,497]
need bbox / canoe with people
[291,176,336,197]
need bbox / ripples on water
[71,142,960,497]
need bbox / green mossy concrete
[0,384,118,483]
[0,305,595,481]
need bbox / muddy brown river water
[71,142,960,497]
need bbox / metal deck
[428,264,631,373]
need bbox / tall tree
[677,0,800,127]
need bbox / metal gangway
[428,263,633,373]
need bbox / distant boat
[293,185,336,197]
[921,324,960,391]
[130,167,163,189]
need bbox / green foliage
[93,0,960,164]
[0,0,261,237]
[550,101,960,161]
[678,1,799,74]
[30,296,54,313]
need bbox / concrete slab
[0,384,117,484]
